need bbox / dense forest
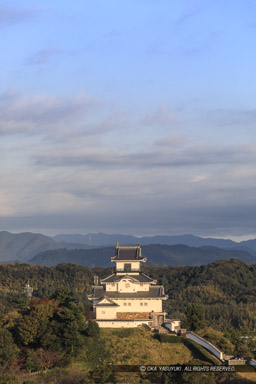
[1,260,256,383]
[1,259,256,330]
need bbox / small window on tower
[124,263,131,272]
[140,302,143,306]
[124,302,127,306]
[125,283,130,288]
[128,302,131,306]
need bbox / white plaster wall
[97,320,152,328]
[105,283,118,292]
[106,281,149,292]
[96,306,117,320]
[165,320,181,332]
[187,332,223,360]
[117,279,150,293]
[115,261,141,271]
[114,299,162,312]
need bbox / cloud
[0,4,38,25]
[0,90,132,140]
[34,142,256,170]
[82,110,130,135]
[27,47,61,66]
[175,4,202,28]
[0,90,100,137]
[206,108,256,127]
[155,134,186,148]
[27,46,91,66]
[142,106,175,127]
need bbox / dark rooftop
[101,273,155,283]
[111,243,145,261]
[96,298,119,307]
[91,286,167,300]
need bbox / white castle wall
[115,261,141,271]
[114,299,162,312]
[248,359,256,367]
[187,332,224,361]
[97,320,152,328]
[96,306,117,319]
[106,280,149,292]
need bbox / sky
[1,0,256,240]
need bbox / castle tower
[88,243,167,328]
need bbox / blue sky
[1,0,256,239]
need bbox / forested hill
[29,244,256,267]
[1,259,256,330]
[0,231,61,262]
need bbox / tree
[0,328,18,367]
[85,320,99,337]
[186,304,206,331]
[55,302,87,353]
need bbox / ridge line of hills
[29,244,256,267]
[1,230,256,266]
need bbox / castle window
[144,302,148,306]
[101,311,105,314]
[125,283,130,288]
[124,302,127,306]
[128,303,131,306]
[124,263,131,272]
[140,302,143,306]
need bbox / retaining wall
[187,331,224,361]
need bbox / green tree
[0,328,18,367]
[85,320,99,337]
[186,304,206,331]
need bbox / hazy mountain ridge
[29,244,256,267]
[53,232,256,252]
[1,230,256,263]
[0,231,61,262]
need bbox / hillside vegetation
[1,259,256,331]
[1,261,256,383]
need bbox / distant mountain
[54,233,137,246]
[29,244,256,267]
[0,231,62,262]
[2,230,256,264]
[240,239,256,252]
[53,233,256,255]
[29,247,114,267]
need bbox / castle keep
[89,243,168,328]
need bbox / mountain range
[0,231,61,262]
[1,230,256,265]
[54,232,256,254]
[29,244,256,268]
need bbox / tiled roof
[111,249,144,261]
[111,244,145,261]
[101,273,155,283]
[96,297,119,307]
[91,286,167,299]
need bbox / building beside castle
[89,243,168,328]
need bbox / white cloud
[142,106,175,127]
[0,90,100,137]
